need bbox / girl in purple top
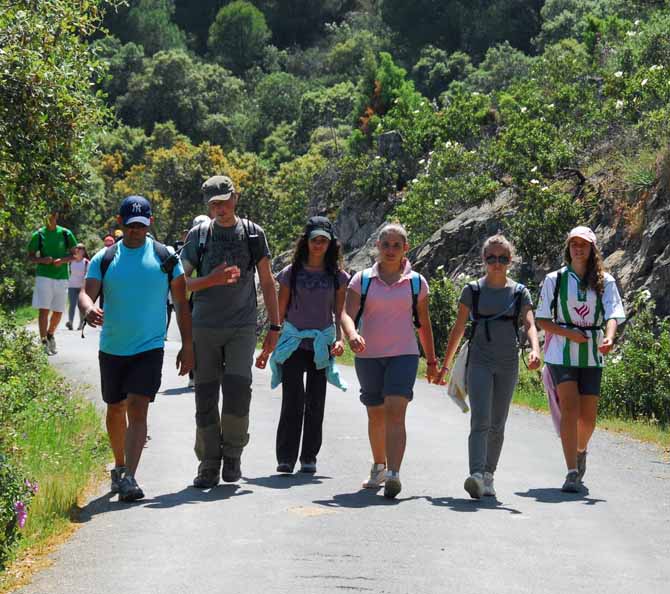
[269,217,349,474]
[341,223,439,499]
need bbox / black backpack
[97,240,178,307]
[37,227,73,255]
[465,280,526,368]
[193,218,264,275]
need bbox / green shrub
[428,271,462,359]
[393,141,499,245]
[0,454,34,570]
[601,292,670,426]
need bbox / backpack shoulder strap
[100,243,118,280]
[354,269,372,329]
[551,269,563,323]
[410,272,421,329]
[241,218,263,271]
[469,280,481,320]
[195,220,211,275]
[152,240,175,285]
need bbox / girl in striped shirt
[536,226,625,492]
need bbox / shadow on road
[142,484,252,509]
[244,473,332,490]
[515,487,606,505]
[313,489,422,508]
[424,496,522,514]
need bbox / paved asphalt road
[16,324,670,594]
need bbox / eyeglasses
[485,254,511,265]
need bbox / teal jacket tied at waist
[270,321,348,392]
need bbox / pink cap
[567,226,597,245]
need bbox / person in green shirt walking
[27,212,77,354]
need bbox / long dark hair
[287,230,343,310]
[564,240,606,296]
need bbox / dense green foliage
[601,292,670,425]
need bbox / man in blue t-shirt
[79,196,194,502]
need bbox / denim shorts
[354,355,419,407]
[547,363,603,396]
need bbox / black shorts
[547,363,603,396]
[99,348,164,404]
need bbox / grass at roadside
[1,314,108,590]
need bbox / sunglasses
[485,254,511,265]
[126,223,148,229]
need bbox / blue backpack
[354,268,422,330]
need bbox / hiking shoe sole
[464,476,484,499]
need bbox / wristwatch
[269,324,282,332]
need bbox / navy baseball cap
[119,196,152,226]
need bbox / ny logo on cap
[132,202,142,213]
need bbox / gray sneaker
[383,473,402,499]
[110,466,127,493]
[577,451,587,481]
[464,473,484,499]
[483,472,496,497]
[362,463,386,488]
[46,333,57,354]
[118,475,145,502]
[561,470,581,493]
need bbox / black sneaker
[65,321,73,330]
[577,451,587,481]
[299,461,317,474]
[561,470,581,493]
[222,456,242,483]
[193,468,220,489]
[118,476,145,502]
[276,462,294,474]
[110,466,127,493]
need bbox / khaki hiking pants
[193,325,256,471]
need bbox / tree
[412,47,473,99]
[208,1,271,75]
[0,0,109,307]
[116,50,245,140]
[127,0,187,55]
[254,72,303,137]
[462,41,534,94]
[92,36,145,104]
[256,0,355,48]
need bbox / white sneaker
[483,472,496,497]
[464,472,484,499]
[362,463,386,488]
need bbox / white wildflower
[634,19,640,26]
[433,199,441,205]
[541,186,549,192]
[412,178,419,184]
[626,30,636,37]
[473,91,480,96]
[530,179,540,185]
[531,165,538,172]
[614,71,623,78]
[641,78,648,86]
[436,264,445,271]
[615,99,624,110]
[419,159,426,165]
[413,109,420,114]
[548,103,555,109]
[641,289,652,300]
[520,106,528,113]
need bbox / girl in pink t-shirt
[341,223,438,499]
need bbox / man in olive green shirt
[27,212,77,354]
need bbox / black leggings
[276,348,327,466]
